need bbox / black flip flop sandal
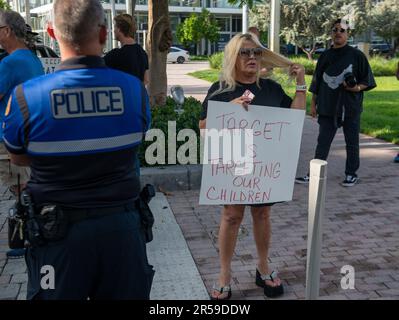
[210,284,232,300]
[255,269,284,298]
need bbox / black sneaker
[295,174,309,184]
[341,175,359,187]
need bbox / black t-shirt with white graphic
[309,44,376,117]
[200,78,293,120]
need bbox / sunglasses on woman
[332,28,347,33]
[239,47,263,58]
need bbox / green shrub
[369,57,399,76]
[139,97,202,166]
[279,56,398,76]
[206,52,398,79]
[209,52,224,69]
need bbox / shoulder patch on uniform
[5,96,12,117]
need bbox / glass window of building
[232,16,242,32]
[216,16,230,32]
[212,0,236,8]
[169,0,202,6]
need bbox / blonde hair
[212,33,292,97]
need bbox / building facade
[9,0,243,54]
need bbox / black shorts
[250,203,275,207]
[224,203,276,208]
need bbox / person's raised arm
[289,63,306,110]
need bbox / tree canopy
[370,0,399,51]
[0,0,10,9]
[176,9,220,49]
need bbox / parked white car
[167,46,190,64]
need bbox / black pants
[25,209,154,300]
[314,114,360,176]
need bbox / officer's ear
[99,25,107,45]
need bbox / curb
[140,164,202,191]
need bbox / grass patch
[189,69,399,144]
[190,55,209,61]
[189,69,220,83]
[361,77,399,144]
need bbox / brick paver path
[167,116,399,300]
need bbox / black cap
[26,24,39,36]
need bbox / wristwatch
[296,84,307,92]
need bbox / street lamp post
[242,4,248,34]
[126,0,133,15]
[25,0,31,26]
[110,0,118,49]
[270,0,280,53]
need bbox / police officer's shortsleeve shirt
[309,45,376,117]
[3,56,151,208]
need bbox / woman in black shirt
[200,33,306,300]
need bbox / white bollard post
[305,159,328,300]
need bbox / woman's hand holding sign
[231,90,255,111]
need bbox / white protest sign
[40,58,61,74]
[199,101,305,205]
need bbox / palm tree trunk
[147,0,172,106]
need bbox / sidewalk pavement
[1,64,399,300]
[167,61,211,102]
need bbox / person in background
[104,13,149,85]
[104,13,149,176]
[295,19,376,187]
[0,11,43,144]
[0,11,44,259]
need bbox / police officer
[3,0,153,300]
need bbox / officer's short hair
[53,0,106,49]
[0,10,27,41]
[114,14,137,38]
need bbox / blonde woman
[199,33,306,300]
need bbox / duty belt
[62,203,137,224]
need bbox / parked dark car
[370,43,391,55]
[34,44,59,58]
[0,44,59,59]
